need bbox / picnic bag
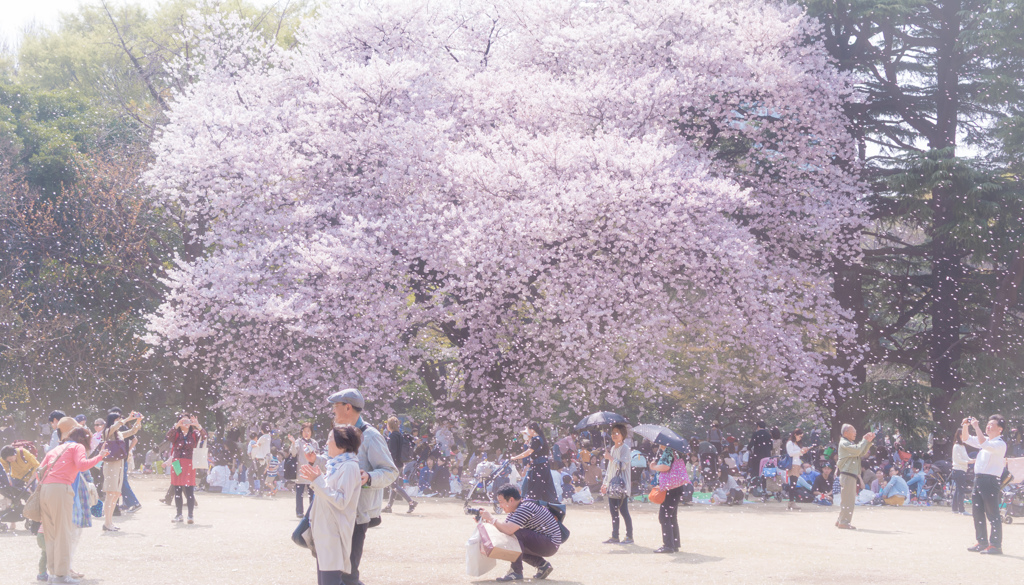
[660,457,689,490]
[478,522,522,561]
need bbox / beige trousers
[838,473,858,525]
[40,483,74,577]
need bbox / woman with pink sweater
[37,418,108,585]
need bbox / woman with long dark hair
[600,423,633,544]
[785,429,810,511]
[99,410,142,531]
[951,428,974,515]
[510,422,558,503]
[166,413,207,524]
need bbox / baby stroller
[1001,457,1024,524]
[464,459,513,514]
[921,460,951,504]
[0,465,29,532]
[758,457,785,502]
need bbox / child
[419,458,435,495]
[299,425,362,585]
[265,449,281,496]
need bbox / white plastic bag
[466,524,497,576]
[451,479,463,496]
[856,489,875,505]
[571,486,594,505]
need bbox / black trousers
[342,522,368,585]
[316,559,349,585]
[608,497,632,539]
[951,470,968,514]
[174,485,195,517]
[510,527,558,574]
[972,474,1002,548]
[659,486,682,549]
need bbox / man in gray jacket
[318,388,399,585]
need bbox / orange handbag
[649,486,666,504]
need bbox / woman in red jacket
[166,413,208,524]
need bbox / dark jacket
[387,431,404,468]
[748,429,773,457]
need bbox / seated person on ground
[875,465,909,506]
[905,463,927,501]
[870,468,884,493]
[811,463,835,505]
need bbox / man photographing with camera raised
[477,484,560,582]
[963,414,1007,555]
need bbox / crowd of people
[1,395,1019,583]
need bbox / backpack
[537,500,571,543]
[400,433,416,464]
[12,440,38,459]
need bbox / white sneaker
[49,576,81,584]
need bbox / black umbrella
[574,411,630,433]
[633,424,690,454]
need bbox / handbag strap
[38,444,74,485]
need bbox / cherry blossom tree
[144,0,865,439]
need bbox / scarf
[325,452,358,478]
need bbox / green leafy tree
[804,0,1024,436]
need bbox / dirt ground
[1,476,1020,584]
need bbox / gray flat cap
[328,388,364,409]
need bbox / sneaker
[407,501,418,514]
[495,570,523,582]
[968,543,987,552]
[126,504,142,513]
[49,577,80,584]
[36,574,48,582]
[653,546,675,553]
[603,537,620,544]
[980,546,1003,555]
[620,537,634,545]
[69,571,84,579]
[172,515,184,523]
[296,513,304,519]
[187,517,194,525]
[534,561,553,580]
[381,506,393,514]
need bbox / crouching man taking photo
[478,485,560,582]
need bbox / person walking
[289,423,320,518]
[746,421,772,490]
[382,416,417,514]
[649,444,686,553]
[510,423,558,504]
[835,424,874,529]
[599,423,633,545]
[300,425,363,585]
[963,415,1007,555]
[38,418,107,584]
[99,410,142,531]
[167,413,207,524]
[785,429,810,511]
[250,424,273,497]
[303,389,397,585]
[951,428,974,515]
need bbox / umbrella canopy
[633,424,690,454]
[574,411,630,433]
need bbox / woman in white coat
[299,425,362,585]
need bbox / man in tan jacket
[836,424,874,529]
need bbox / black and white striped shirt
[507,501,562,546]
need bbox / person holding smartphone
[167,413,207,524]
[963,415,1007,555]
[99,409,142,531]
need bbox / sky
[1,0,161,48]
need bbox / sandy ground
[1,476,1021,585]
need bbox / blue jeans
[121,463,140,508]
[906,474,926,499]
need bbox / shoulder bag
[24,444,73,522]
[103,432,128,462]
[648,486,666,504]
[659,456,689,490]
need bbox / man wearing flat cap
[307,388,398,585]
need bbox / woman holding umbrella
[600,423,633,544]
[650,444,685,553]
[510,422,558,503]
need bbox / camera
[465,507,482,521]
